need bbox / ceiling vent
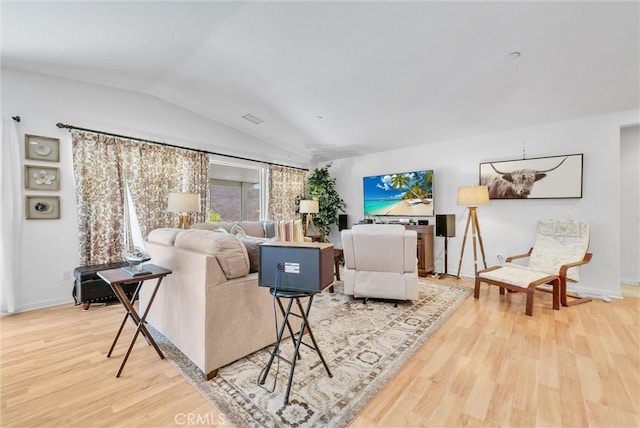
[242,113,264,125]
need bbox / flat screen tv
[363,170,434,217]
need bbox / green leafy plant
[304,163,346,242]
[208,209,222,222]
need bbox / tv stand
[404,225,434,277]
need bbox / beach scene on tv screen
[363,170,434,216]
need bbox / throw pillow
[230,223,246,235]
[237,221,266,238]
[236,233,275,273]
[263,221,277,238]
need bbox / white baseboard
[15,297,76,313]
[565,284,622,300]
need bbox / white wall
[620,125,640,284]
[328,110,640,299]
[1,67,308,312]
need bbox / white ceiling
[2,1,639,162]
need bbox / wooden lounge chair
[475,220,592,316]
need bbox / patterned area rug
[152,280,471,428]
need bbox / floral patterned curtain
[268,165,307,220]
[72,131,209,266]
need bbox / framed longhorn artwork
[479,154,583,199]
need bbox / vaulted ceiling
[2,1,638,162]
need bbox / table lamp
[299,199,319,237]
[168,192,200,229]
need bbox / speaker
[259,242,334,292]
[436,214,455,237]
[338,214,348,231]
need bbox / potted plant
[304,163,346,242]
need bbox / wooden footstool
[475,265,560,316]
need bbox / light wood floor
[1,277,638,427]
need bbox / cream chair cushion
[506,220,589,281]
[479,265,553,289]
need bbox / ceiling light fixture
[242,113,264,125]
[508,51,521,60]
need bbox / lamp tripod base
[305,213,318,238]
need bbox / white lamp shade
[457,186,489,206]
[299,199,319,214]
[168,192,200,213]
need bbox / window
[209,159,265,221]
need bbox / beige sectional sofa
[139,220,307,379]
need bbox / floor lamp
[456,186,489,278]
[299,199,319,237]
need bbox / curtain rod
[55,122,308,171]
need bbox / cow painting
[480,156,570,199]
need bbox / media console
[404,224,435,277]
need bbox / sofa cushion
[192,222,236,233]
[147,228,182,246]
[174,230,250,279]
[229,223,245,235]
[237,221,266,238]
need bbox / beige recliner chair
[341,224,419,301]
